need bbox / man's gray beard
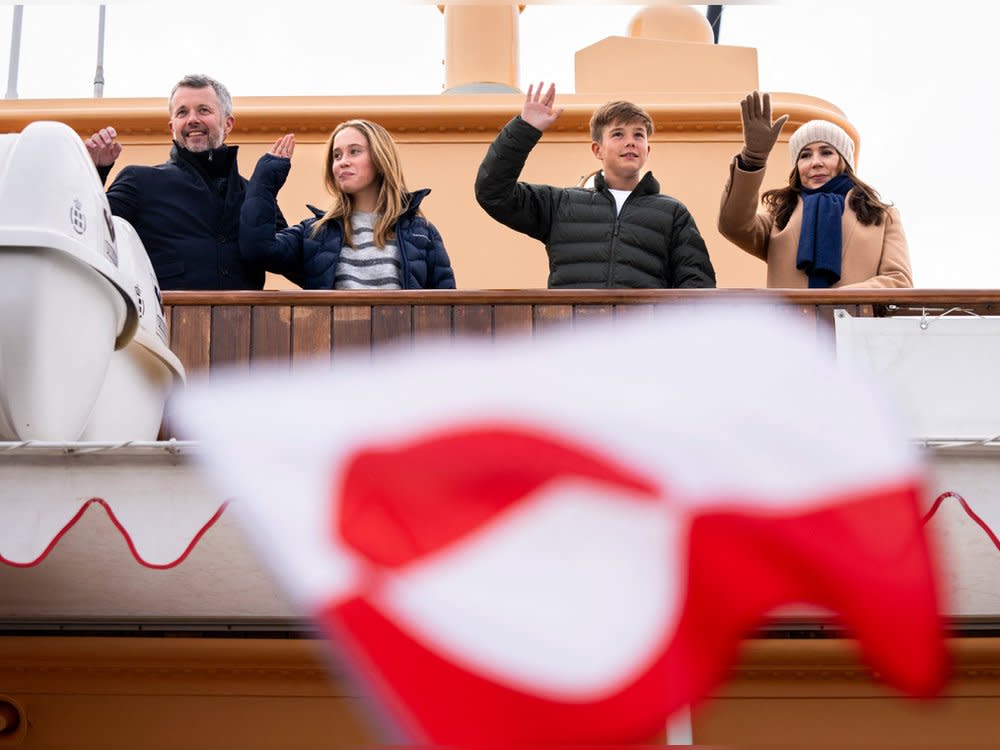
[182,130,223,153]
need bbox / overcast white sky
[2,2,998,287]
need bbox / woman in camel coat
[718,91,912,288]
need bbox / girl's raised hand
[269,133,296,160]
[521,82,564,133]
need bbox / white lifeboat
[0,120,139,441]
[80,217,185,441]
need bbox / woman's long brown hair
[762,161,893,230]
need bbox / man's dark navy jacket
[100,143,285,290]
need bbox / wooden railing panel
[331,305,371,360]
[169,306,211,374]
[493,304,533,337]
[291,306,332,370]
[453,305,493,338]
[372,305,411,351]
[250,305,292,370]
[210,306,251,377]
[533,304,574,337]
[573,303,611,324]
[412,305,453,345]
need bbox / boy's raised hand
[521,82,564,133]
[269,133,296,160]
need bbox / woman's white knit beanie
[789,120,855,171]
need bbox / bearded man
[86,74,285,290]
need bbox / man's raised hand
[84,126,121,167]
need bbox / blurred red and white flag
[174,303,946,745]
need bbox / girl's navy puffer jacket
[240,153,456,289]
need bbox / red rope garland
[0,497,229,569]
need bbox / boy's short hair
[589,101,654,143]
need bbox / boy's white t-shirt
[609,188,632,216]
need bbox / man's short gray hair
[169,74,233,119]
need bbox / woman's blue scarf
[795,173,854,288]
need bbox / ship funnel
[440,2,523,93]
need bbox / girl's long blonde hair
[311,119,414,247]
